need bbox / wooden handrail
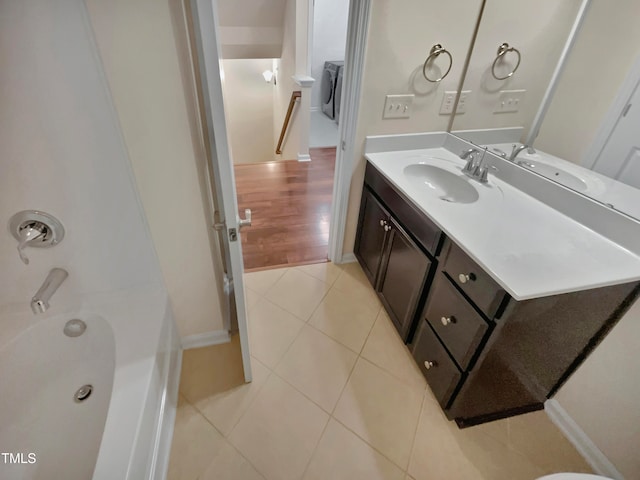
[276,90,302,155]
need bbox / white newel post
[292,74,314,162]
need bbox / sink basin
[518,160,588,192]
[403,163,479,204]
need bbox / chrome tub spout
[31,268,68,314]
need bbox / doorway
[218,0,350,272]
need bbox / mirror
[450,0,640,221]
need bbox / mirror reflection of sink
[517,160,588,192]
[403,163,479,204]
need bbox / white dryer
[321,60,344,120]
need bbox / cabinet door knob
[384,225,392,232]
[424,360,437,370]
[441,316,454,326]
[379,219,387,227]
[458,272,476,284]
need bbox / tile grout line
[297,409,333,480]
[176,393,268,480]
[328,413,412,474]
[222,357,275,440]
[404,390,428,474]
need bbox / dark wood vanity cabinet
[355,161,640,427]
[355,163,443,340]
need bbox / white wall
[310,0,349,111]
[0,1,162,309]
[222,59,276,164]
[217,0,286,59]
[342,0,483,255]
[273,0,301,160]
[85,0,225,338]
[555,299,640,478]
[451,0,582,139]
[535,0,640,165]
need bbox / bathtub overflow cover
[74,385,93,403]
[64,319,87,337]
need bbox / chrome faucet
[508,144,536,162]
[31,268,68,314]
[460,148,491,183]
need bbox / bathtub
[0,288,181,480]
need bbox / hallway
[235,147,336,270]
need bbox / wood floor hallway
[235,147,336,271]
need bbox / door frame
[582,52,640,170]
[327,0,371,264]
[199,0,371,266]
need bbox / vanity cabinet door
[377,217,432,340]
[354,188,389,286]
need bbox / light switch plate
[383,94,414,119]
[494,89,526,113]
[440,91,457,115]
[440,90,471,114]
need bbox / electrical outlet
[494,89,526,113]
[383,94,414,119]
[440,91,457,115]
[440,91,471,114]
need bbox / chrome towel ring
[491,43,521,80]
[422,44,452,83]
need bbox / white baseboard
[181,329,231,350]
[339,252,357,264]
[297,153,311,162]
[545,399,623,479]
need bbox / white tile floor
[309,110,339,148]
[169,262,593,480]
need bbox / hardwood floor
[234,147,336,271]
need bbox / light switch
[383,94,414,119]
[494,89,526,113]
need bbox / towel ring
[491,43,521,80]
[422,44,453,83]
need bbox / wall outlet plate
[440,90,471,115]
[494,89,526,113]
[384,94,414,119]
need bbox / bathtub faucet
[31,268,68,314]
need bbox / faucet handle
[460,148,479,160]
[17,224,46,265]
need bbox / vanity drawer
[442,241,507,318]
[365,163,442,257]
[425,274,489,370]
[412,320,462,409]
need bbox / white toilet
[537,474,614,480]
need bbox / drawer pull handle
[458,272,476,284]
[379,219,387,227]
[441,316,455,326]
[424,360,437,370]
[384,225,392,232]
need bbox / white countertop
[365,147,640,300]
[489,143,640,221]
